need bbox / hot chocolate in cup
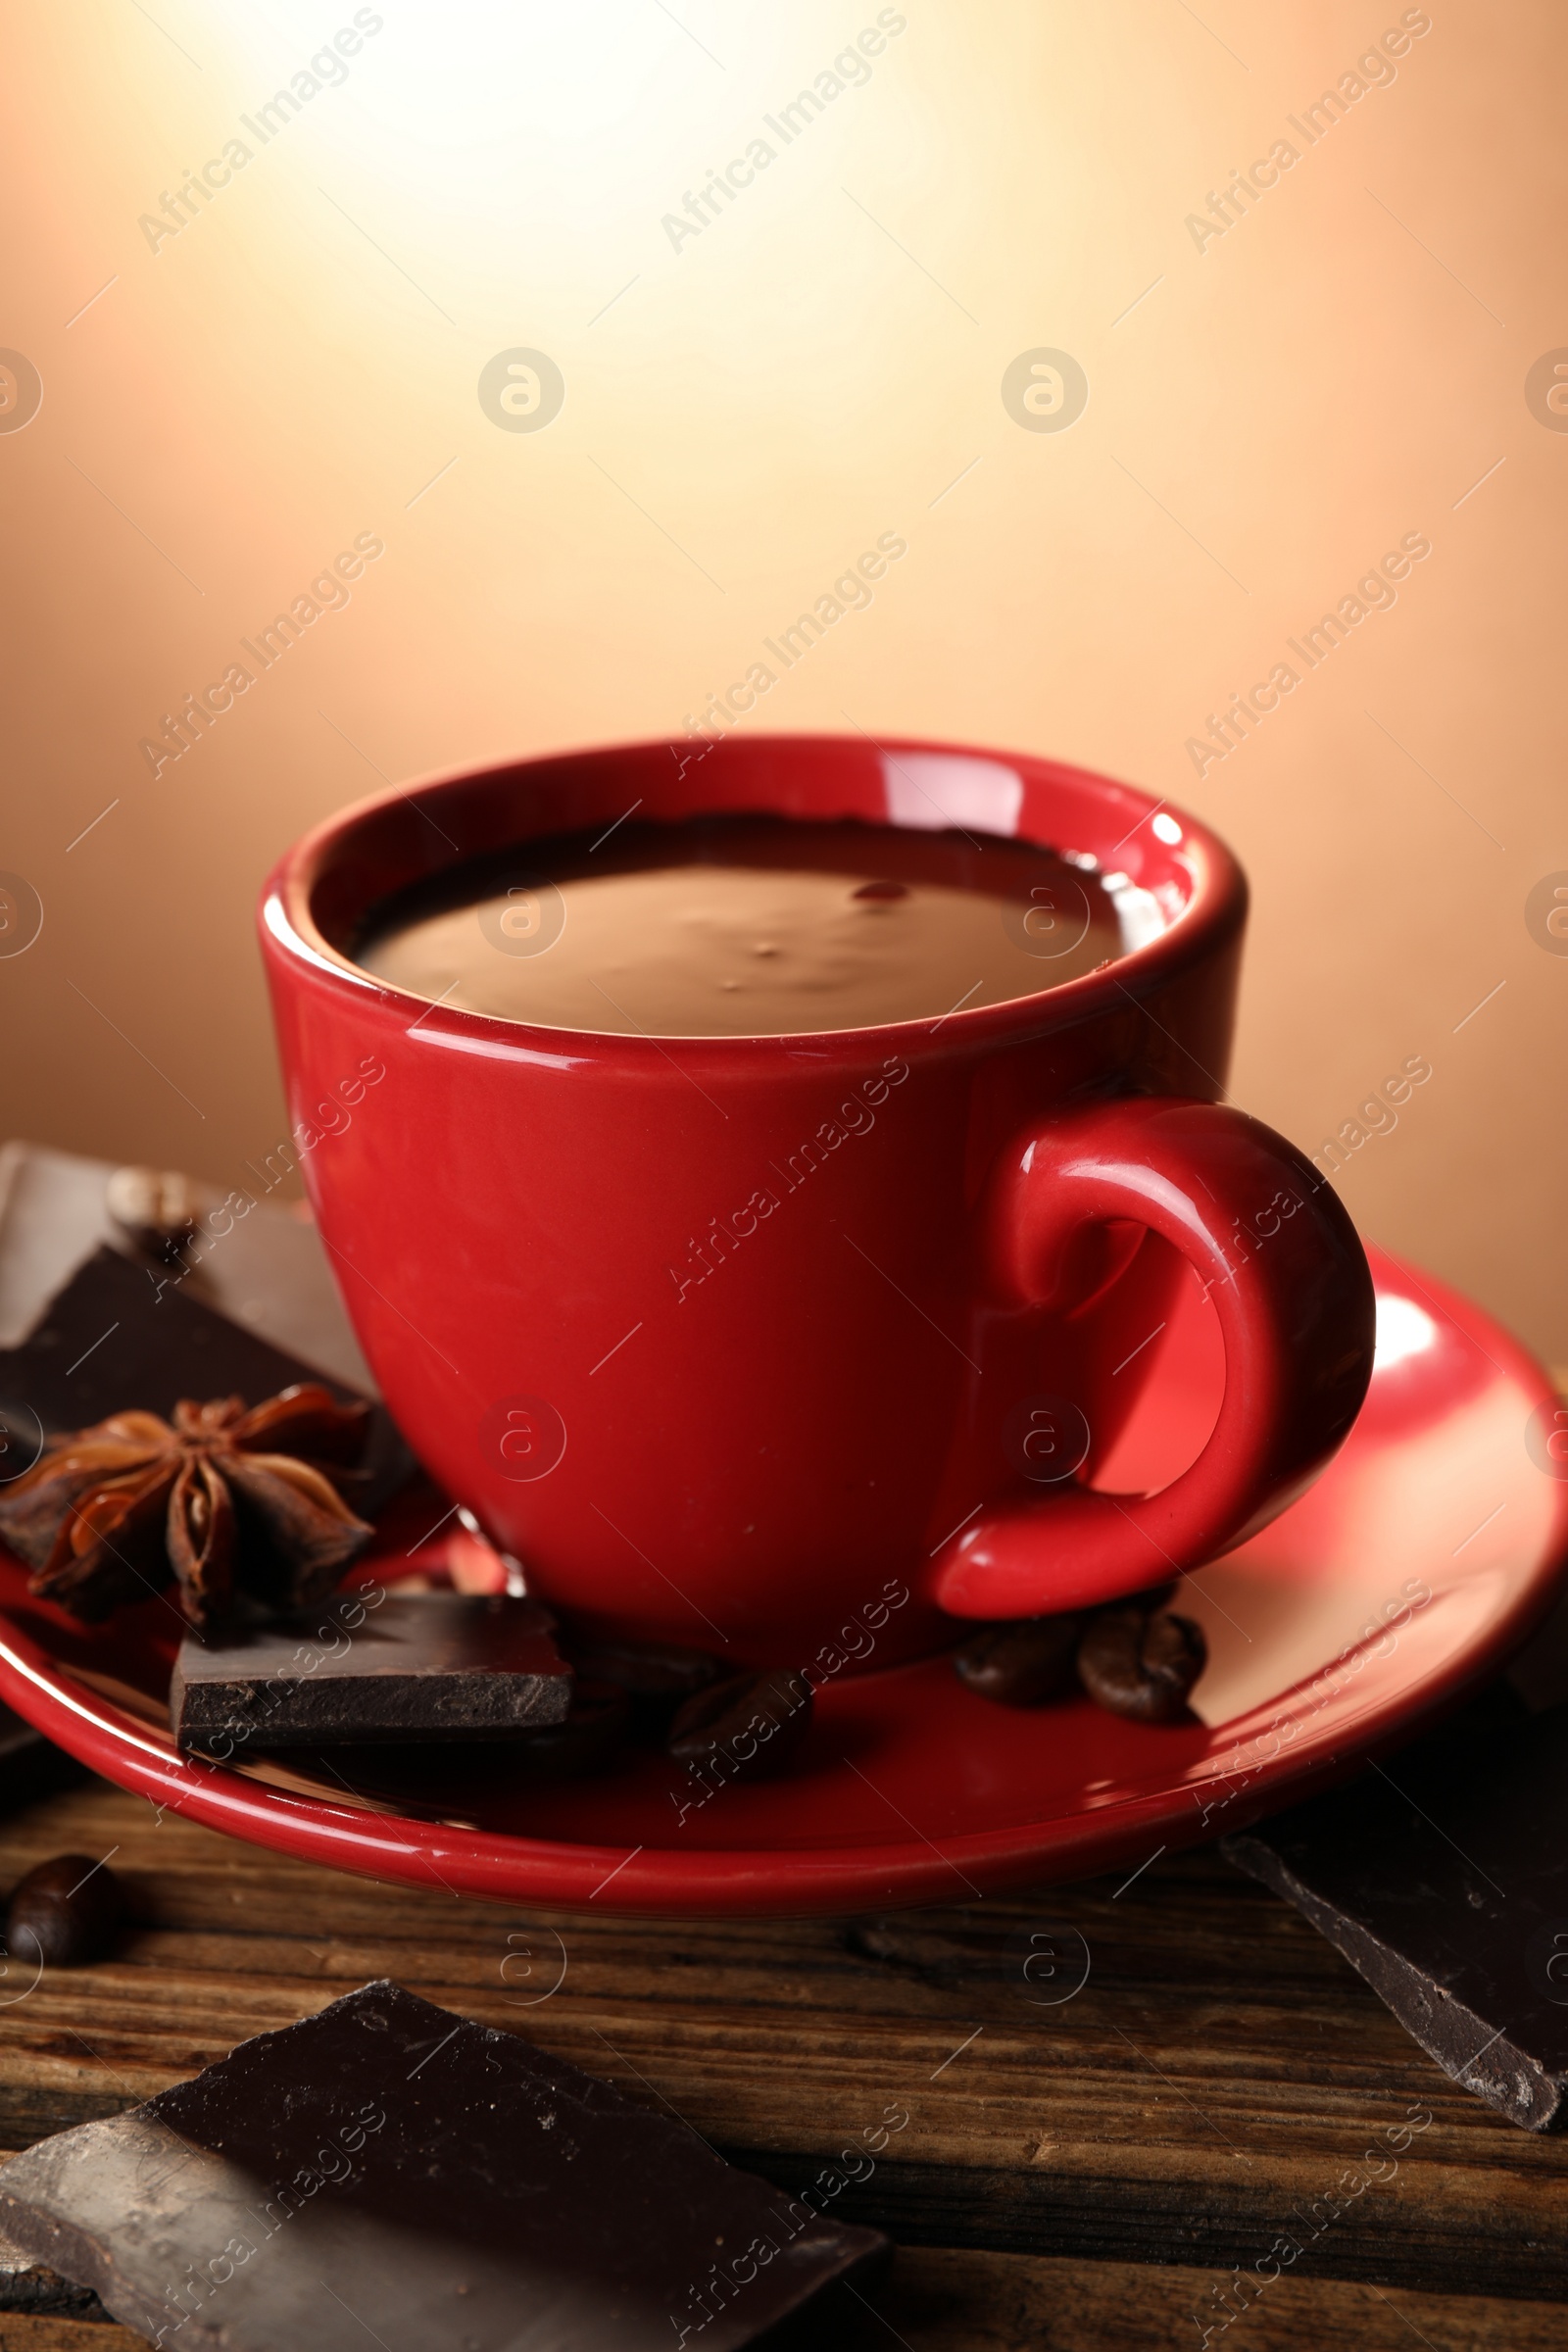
[355,815,1132,1037]
[260,734,1374,1669]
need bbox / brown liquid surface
[355,816,1133,1038]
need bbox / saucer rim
[0,1245,1561,1917]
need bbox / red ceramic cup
[260,734,1375,1669]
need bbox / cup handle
[932,1095,1376,1618]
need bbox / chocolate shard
[560,1633,728,1738]
[500,1676,633,1781]
[0,1244,410,1519]
[1222,1693,1568,2132]
[667,1667,813,1782]
[171,1593,575,1753]
[0,1980,889,2350]
[0,2223,106,2322]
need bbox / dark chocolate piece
[562,1633,727,1737]
[1223,1696,1568,2131]
[170,1592,572,1754]
[0,1979,889,2349]
[1077,1602,1205,1722]
[6,1854,122,1967]
[504,1676,632,1781]
[953,1614,1083,1706]
[0,2223,106,2321]
[0,1244,409,1516]
[667,1667,813,1780]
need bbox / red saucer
[0,1245,1561,1917]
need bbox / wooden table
[0,1771,1562,2352]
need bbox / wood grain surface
[5,2254,1568,2352]
[0,1772,1561,2348]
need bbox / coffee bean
[953,1615,1083,1707]
[511,1681,631,1783]
[667,1668,813,1782]
[560,1636,727,1740]
[1077,1604,1206,1724]
[7,1854,122,1968]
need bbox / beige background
[1,0,1563,1355]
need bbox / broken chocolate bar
[1223,1693,1568,2131]
[0,1979,889,2350]
[0,2223,105,2322]
[171,1592,574,1753]
[560,1632,727,1737]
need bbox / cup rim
[259,731,1248,1061]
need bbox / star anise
[0,1386,374,1629]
